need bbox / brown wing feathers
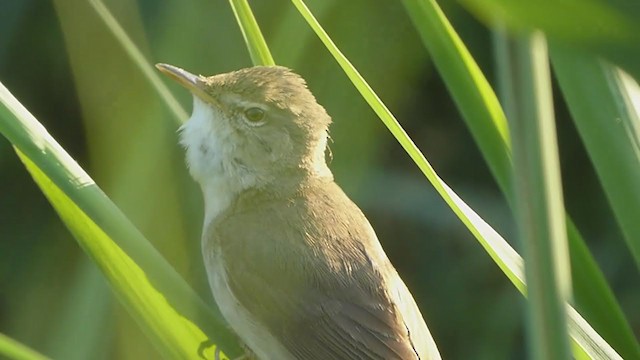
[213,180,421,359]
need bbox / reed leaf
[0,82,242,359]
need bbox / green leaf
[286,1,622,358]
[0,333,50,360]
[228,0,275,66]
[401,1,638,356]
[551,47,640,358]
[459,0,640,82]
[552,49,640,267]
[567,223,640,360]
[18,152,211,359]
[507,32,572,360]
[0,82,242,359]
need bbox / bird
[156,63,441,360]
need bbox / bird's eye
[243,107,266,124]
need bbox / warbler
[157,63,441,360]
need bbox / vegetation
[0,0,638,359]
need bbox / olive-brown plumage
[157,63,441,360]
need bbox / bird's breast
[201,178,238,230]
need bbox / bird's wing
[220,240,421,360]
[211,184,437,360]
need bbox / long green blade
[0,333,50,360]
[0,82,241,358]
[508,32,572,360]
[551,48,640,357]
[18,152,211,359]
[461,0,640,266]
[552,50,640,267]
[401,0,638,356]
[228,0,275,66]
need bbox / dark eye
[244,107,265,123]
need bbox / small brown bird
[157,63,441,360]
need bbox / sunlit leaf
[0,81,242,359]
[228,0,275,66]
[0,333,50,360]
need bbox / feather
[205,178,441,360]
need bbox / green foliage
[460,0,640,81]
[552,50,640,267]
[401,0,512,192]
[228,0,275,66]
[0,0,638,359]
[0,82,240,358]
[404,2,637,357]
[505,33,572,359]
[0,333,50,360]
[551,49,640,358]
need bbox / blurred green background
[0,0,637,359]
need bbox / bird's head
[157,64,332,192]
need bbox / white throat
[180,97,333,229]
[180,97,250,228]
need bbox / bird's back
[205,177,441,359]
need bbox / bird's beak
[155,63,211,100]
